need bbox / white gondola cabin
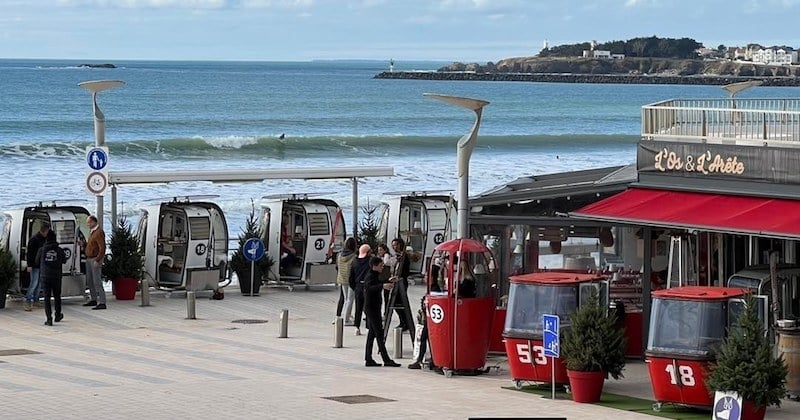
[1,202,90,297]
[260,194,345,290]
[137,196,228,291]
[377,192,456,281]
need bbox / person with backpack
[35,231,66,326]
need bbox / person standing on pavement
[349,244,372,336]
[363,256,401,368]
[78,215,106,310]
[335,237,357,325]
[390,237,411,331]
[23,222,50,311]
[36,231,66,326]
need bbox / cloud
[404,15,437,25]
[624,0,650,7]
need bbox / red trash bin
[503,272,606,388]
[426,238,497,377]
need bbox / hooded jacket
[335,249,356,286]
[35,235,66,281]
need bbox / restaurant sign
[638,141,800,185]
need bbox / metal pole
[110,185,117,229]
[249,260,255,297]
[551,357,556,400]
[186,291,196,319]
[351,177,358,239]
[334,316,344,348]
[140,278,150,307]
[279,309,289,338]
[393,326,403,359]
[78,80,124,225]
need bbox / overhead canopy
[570,188,800,240]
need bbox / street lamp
[78,79,125,225]
[722,80,762,125]
[423,93,490,239]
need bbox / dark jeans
[42,276,62,321]
[415,322,431,364]
[353,285,365,329]
[364,306,390,362]
[386,286,411,330]
[280,252,298,272]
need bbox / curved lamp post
[78,80,125,225]
[423,93,490,239]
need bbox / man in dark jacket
[24,222,50,311]
[36,231,66,326]
[363,256,400,368]
[349,244,372,336]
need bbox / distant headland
[376,36,800,86]
[78,63,116,69]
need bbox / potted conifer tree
[705,295,787,420]
[102,217,144,300]
[0,247,17,309]
[230,201,273,295]
[560,289,626,403]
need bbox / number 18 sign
[542,314,560,358]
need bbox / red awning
[570,188,800,239]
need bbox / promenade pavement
[2,283,800,420]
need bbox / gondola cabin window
[503,283,578,338]
[189,217,210,240]
[647,299,725,356]
[307,213,329,236]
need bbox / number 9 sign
[429,304,444,324]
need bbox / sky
[1,0,799,62]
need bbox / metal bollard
[186,291,196,319]
[140,279,150,307]
[393,327,403,359]
[334,316,344,348]
[279,309,289,338]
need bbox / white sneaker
[354,328,362,336]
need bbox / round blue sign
[714,394,741,420]
[87,147,108,171]
[243,238,265,262]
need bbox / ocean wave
[0,134,639,159]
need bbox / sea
[2,58,799,238]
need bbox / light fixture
[513,244,524,254]
[413,221,422,230]
[295,226,302,235]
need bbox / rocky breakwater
[375,57,800,86]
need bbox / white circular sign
[429,303,445,324]
[86,172,108,195]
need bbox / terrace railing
[642,98,800,146]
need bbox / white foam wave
[195,135,260,149]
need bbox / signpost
[243,238,265,297]
[85,146,109,196]
[543,314,560,400]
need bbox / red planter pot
[741,400,766,420]
[113,277,138,300]
[567,370,605,403]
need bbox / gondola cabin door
[503,272,608,387]
[262,198,345,286]
[646,286,767,409]
[2,205,89,296]
[378,194,455,278]
[141,202,228,291]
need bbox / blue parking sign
[543,314,560,358]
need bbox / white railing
[642,98,800,144]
